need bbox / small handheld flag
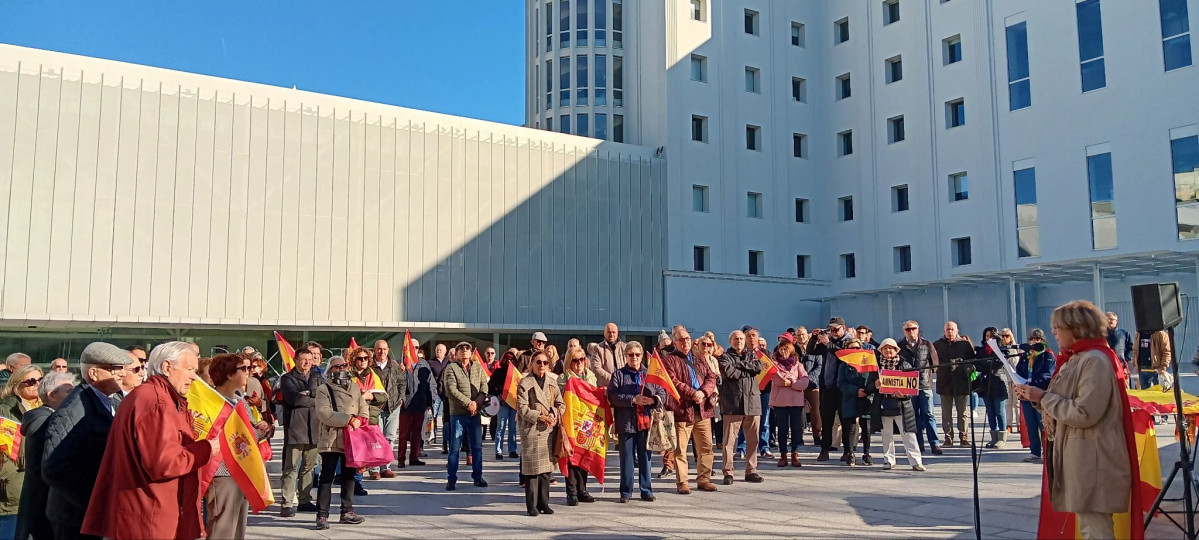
[274,331,297,372]
[502,365,524,408]
[837,349,879,373]
[0,417,21,462]
[645,350,681,401]
[475,349,493,378]
[402,330,419,369]
[348,337,359,352]
[756,351,778,391]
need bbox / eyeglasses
[904,327,919,332]
[626,352,643,358]
[676,336,691,342]
[355,356,370,361]
[571,356,587,362]
[1001,334,1013,338]
[130,365,144,374]
[20,377,41,387]
[329,364,348,371]
[534,360,551,366]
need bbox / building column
[1008,277,1018,337]
[887,293,895,336]
[1018,282,1028,339]
[1092,264,1104,310]
[942,285,950,323]
[493,332,501,354]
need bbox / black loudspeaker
[1131,282,1183,332]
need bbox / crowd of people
[0,300,1165,538]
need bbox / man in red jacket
[81,341,218,540]
[660,326,719,494]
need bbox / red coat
[660,349,718,424]
[81,375,213,540]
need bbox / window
[795,198,809,223]
[946,99,965,128]
[842,253,857,278]
[576,113,589,137]
[545,59,553,109]
[886,56,903,83]
[691,55,707,82]
[560,56,571,106]
[1006,22,1032,110]
[796,255,810,278]
[1172,133,1199,239]
[560,114,571,134]
[745,9,760,35]
[888,116,905,143]
[693,246,710,271]
[613,114,624,142]
[792,133,808,158]
[950,172,968,201]
[1086,151,1117,249]
[747,192,763,218]
[595,113,608,139]
[746,125,762,151]
[576,0,589,46]
[944,35,963,65]
[1014,166,1039,257]
[892,184,910,212]
[613,0,623,48]
[1160,0,1193,70]
[792,22,806,47]
[595,0,607,46]
[560,0,571,48]
[693,185,710,212]
[883,0,900,25]
[748,251,764,276]
[840,196,854,221]
[838,130,854,156]
[690,0,703,22]
[952,237,972,266]
[576,55,589,105]
[835,18,850,44]
[545,116,553,131]
[894,245,912,273]
[545,1,553,52]
[691,115,708,142]
[836,73,852,99]
[745,67,761,93]
[1076,0,1106,91]
[613,56,624,106]
[791,77,807,102]
[594,55,607,105]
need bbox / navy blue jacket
[608,365,666,435]
[1106,328,1133,369]
[1016,343,1056,391]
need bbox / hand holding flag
[756,351,778,391]
[837,349,879,373]
[645,350,681,401]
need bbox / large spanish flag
[557,377,610,483]
[645,349,681,401]
[837,348,879,373]
[0,417,20,461]
[188,379,275,512]
[756,351,778,391]
[502,364,524,408]
[402,330,419,369]
[274,331,297,372]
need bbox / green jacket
[442,361,489,417]
[0,395,30,516]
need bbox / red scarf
[1045,337,1145,540]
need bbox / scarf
[1048,337,1145,540]
[774,351,799,372]
[683,353,701,390]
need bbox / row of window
[539,0,624,52]
[541,112,625,142]
[689,237,973,278]
[541,54,624,111]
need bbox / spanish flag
[356,368,387,396]
[645,350,681,401]
[756,351,778,391]
[837,349,879,373]
[557,377,610,483]
[188,379,275,512]
[274,331,297,372]
[475,349,493,378]
[348,337,360,351]
[502,364,523,409]
[0,417,20,461]
[402,330,419,369]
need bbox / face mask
[330,370,351,387]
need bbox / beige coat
[315,381,370,454]
[1041,349,1132,514]
[588,340,627,387]
[517,374,565,476]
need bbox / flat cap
[80,342,133,366]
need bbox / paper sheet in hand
[987,338,1027,386]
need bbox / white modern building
[526,0,1199,346]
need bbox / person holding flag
[769,334,809,468]
[349,347,390,480]
[313,357,369,530]
[487,349,521,461]
[837,340,880,466]
[717,330,765,486]
[660,326,719,494]
[516,350,565,516]
[372,339,409,477]
[557,346,599,506]
[609,341,667,503]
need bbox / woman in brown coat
[314,356,370,530]
[517,350,565,516]
[1018,300,1137,539]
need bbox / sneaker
[380,469,396,479]
[339,511,365,525]
[297,502,319,512]
[410,459,426,466]
[744,473,764,483]
[474,479,489,488]
[1022,455,1043,464]
[641,494,656,502]
[734,451,744,460]
[619,496,631,503]
[760,451,776,459]
[496,453,504,460]
[862,454,874,466]
[931,445,944,456]
[509,451,520,459]
[883,462,894,470]
[912,464,927,472]
[539,507,555,515]
[315,517,329,530]
[280,507,296,518]
[578,493,595,503]
[657,466,675,479]
[723,474,734,485]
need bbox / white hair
[4,353,30,365]
[38,371,78,403]
[327,355,344,371]
[147,341,196,377]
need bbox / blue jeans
[493,403,518,455]
[736,392,773,454]
[982,394,1007,431]
[970,391,979,410]
[1021,400,1044,457]
[447,414,483,483]
[913,389,941,448]
[618,430,652,499]
[1139,371,1159,389]
[0,515,15,540]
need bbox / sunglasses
[20,377,41,387]
[571,357,587,362]
[355,356,370,361]
[329,364,348,370]
[904,327,919,331]
[626,352,643,358]
[130,365,144,374]
[534,360,551,366]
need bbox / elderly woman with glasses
[313,356,369,530]
[0,364,43,536]
[517,350,564,516]
[204,353,272,539]
[557,345,597,506]
[608,342,665,503]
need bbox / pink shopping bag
[344,424,392,469]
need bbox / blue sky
[0,1,528,125]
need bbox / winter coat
[375,358,409,413]
[899,336,937,390]
[404,359,436,413]
[876,353,917,431]
[589,340,627,387]
[800,349,822,391]
[516,375,565,476]
[1017,343,1057,392]
[1106,328,1133,369]
[80,375,212,540]
[1042,349,1131,514]
[768,360,809,408]
[0,395,32,516]
[315,381,371,454]
[660,349,718,424]
[15,405,53,540]
[428,356,451,398]
[933,337,976,396]
[807,333,855,390]
[717,348,763,416]
[973,344,1013,399]
[608,365,666,435]
[279,368,325,446]
[558,365,598,393]
[838,361,879,419]
[442,360,489,417]
[40,382,114,530]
